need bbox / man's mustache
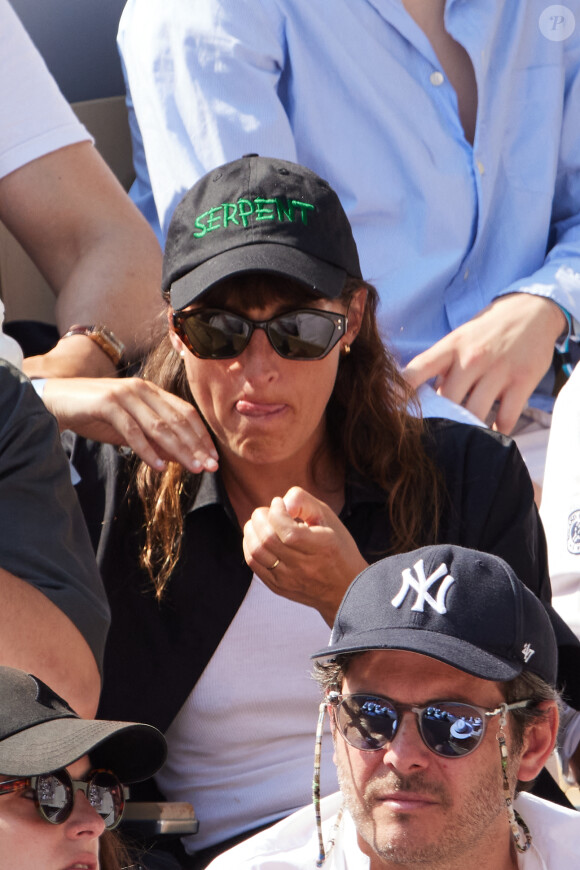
[363,772,451,808]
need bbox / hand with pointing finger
[404,294,566,434]
[243,486,368,626]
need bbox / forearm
[50,203,164,360]
[0,567,101,718]
[0,142,164,373]
[0,364,111,683]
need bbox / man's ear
[515,701,559,783]
[345,287,367,344]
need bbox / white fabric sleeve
[0,0,91,179]
[540,365,580,640]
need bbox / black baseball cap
[0,667,166,781]
[312,544,558,686]
[162,154,362,310]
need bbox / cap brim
[0,718,166,783]
[169,242,347,309]
[311,627,523,682]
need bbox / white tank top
[154,574,338,853]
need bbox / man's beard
[337,763,509,866]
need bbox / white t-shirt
[540,365,580,640]
[206,791,580,870]
[155,574,337,852]
[0,0,90,180]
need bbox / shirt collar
[184,465,386,523]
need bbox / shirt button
[430,71,444,86]
[476,160,485,175]
[464,269,469,280]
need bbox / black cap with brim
[163,154,361,310]
[0,668,166,782]
[312,626,522,683]
[311,544,558,687]
[169,242,348,311]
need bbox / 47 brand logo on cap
[391,560,455,614]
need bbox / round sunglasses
[0,768,126,828]
[172,307,347,360]
[328,692,532,758]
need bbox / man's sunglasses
[328,692,531,758]
[172,308,347,361]
[0,768,127,828]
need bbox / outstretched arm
[0,363,109,716]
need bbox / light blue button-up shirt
[119,0,580,385]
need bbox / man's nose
[379,712,431,772]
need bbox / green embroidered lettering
[292,200,315,225]
[206,206,224,232]
[254,198,276,220]
[223,202,239,227]
[237,199,254,227]
[275,197,295,222]
[193,211,209,238]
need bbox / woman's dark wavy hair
[135,274,441,598]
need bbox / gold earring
[342,343,351,355]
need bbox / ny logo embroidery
[522,643,535,663]
[391,560,455,614]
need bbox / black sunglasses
[328,692,531,758]
[172,307,347,360]
[0,768,127,829]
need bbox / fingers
[243,489,368,624]
[43,377,219,472]
[242,492,327,574]
[447,368,499,425]
[114,380,219,472]
[491,384,529,435]
[281,487,330,527]
[243,499,311,571]
[403,345,454,390]
[242,509,281,574]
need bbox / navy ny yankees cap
[163,154,362,310]
[312,544,557,686]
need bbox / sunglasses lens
[268,312,339,359]
[337,695,398,750]
[420,703,484,757]
[337,696,486,758]
[35,771,74,824]
[181,311,251,358]
[87,770,125,829]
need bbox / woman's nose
[64,791,106,840]
[237,325,280,375]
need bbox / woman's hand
[42,377,218,473]
[243,486,368,625]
